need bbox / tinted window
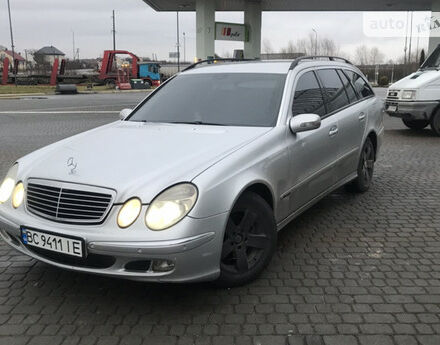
[337,69,358,103]
[292,72,326,117]
[316,69,350,114]
[344,70,374,99]
[129,73,286,127]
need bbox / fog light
[152,259,175,272]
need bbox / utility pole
[112,10,116,50]
[404,11,409,64]
[72,31,76,60]
[183,32,186,63]
[312,28,318,56]
[6,0,16,86]
[408,12,413,64]
[176,11,180,71]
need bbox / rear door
[337,69,375,177]
[315,68,355,182]
[285,70,341,213]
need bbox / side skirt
[276,172,357,231]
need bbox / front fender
[189,127,289,222]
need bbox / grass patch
[0,85,56,95]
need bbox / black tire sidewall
[402,118,429,130]
[216,192,277,287]
[430,111,440,136]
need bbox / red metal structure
[116,67,132,90]
[1,58,9,85]
[99,50,139,86]
[50,58,60,86]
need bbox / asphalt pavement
[0,88,439,345]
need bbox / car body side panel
[190,127,290,223]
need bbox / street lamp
[312,28,318,56]
[183,32,186,63]
[176,11,180,72]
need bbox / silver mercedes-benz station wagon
[0,57,384,286]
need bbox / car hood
[390,69,440,90]
[18,121,271,203]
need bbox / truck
[385,45,440,136]
[99,50,161,88]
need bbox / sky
[0,0,431,62]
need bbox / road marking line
[0,111,119,114]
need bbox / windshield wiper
[168,121,226,126]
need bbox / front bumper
[385,100,438,120]
[0,208,228,283]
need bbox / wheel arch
[240,182,275,210]
[366,130,378,161]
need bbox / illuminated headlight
[117,198,142,228]
[401,90,416,100]
[0,164,18,204]
[145,183,198,231]
[12,182,25,209]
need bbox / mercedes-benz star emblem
[67,157,77,174]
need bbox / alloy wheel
[221,208,270,274]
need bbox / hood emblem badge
[67,157,78,175]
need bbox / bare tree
[369,47,384,65]
[320,38,339,56]
[355,45,385,65]
[262,39,274,54]
[355,45,369,65]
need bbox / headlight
[12,182,25,208]
[145,183,198,231]
[401,90,416,100]
[0,164,18,204]
[117,198,142,228]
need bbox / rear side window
[292,71,326,117]
[316,69,350,114]
[344,70,374,99]
[337,70,358,103]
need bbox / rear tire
[402,118,429,130]
[346,137,375,193]
[144,80,152,89]
[430,110,440,136]
[215,192,277,287]
[105,79,116,89]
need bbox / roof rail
[289,56,353,70]
[182,58,258,72]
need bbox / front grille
[387,89,400,100]
[26,180,115,224]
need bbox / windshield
[421,46,440,69]
[129,73,286,127]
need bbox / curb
[0,93,47,99]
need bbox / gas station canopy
[143,0,433,12]
[142,0,439,60]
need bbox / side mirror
[289,114,321,134]
[119,108,133,120]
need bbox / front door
[284,70,341,214]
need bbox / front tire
[430,110,440,136]
[346,137,375,193]
[216,192,277,287]
[402,118,429,130]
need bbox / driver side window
[292,71,326,117]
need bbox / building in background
[34,46,65,64]
[0,46,26,72]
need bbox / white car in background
[386,44,440,136]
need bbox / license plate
[387,105,397,112]
[21,227,84,258]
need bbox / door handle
[359,112,366,121]
[329,126,339,137]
